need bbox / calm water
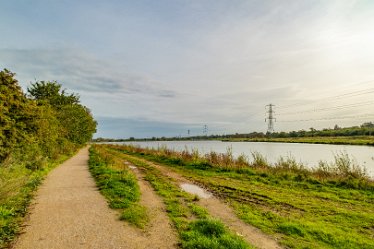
[118,140,374,177]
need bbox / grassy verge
[110,143,371,189]
[88,145,148,228]
[100,145,252,249]
[109,144,374,249]
[0,153,73,248]
[225,136,374,146]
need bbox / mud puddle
[124,161,137,169]
[180,183,212,199]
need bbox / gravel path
[13,147,170,249]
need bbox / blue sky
[1,0,374,138]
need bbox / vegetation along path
[13,147,176,249]
[122,153,282,249]
[108,144,374,249]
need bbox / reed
[106,144,372,188]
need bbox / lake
[117,140,374,177]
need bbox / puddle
[124,161,137,169]
[180,183,212,199]
[123,161,137,169]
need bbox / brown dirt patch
[129,165,178,248]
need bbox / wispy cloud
[0,48,177,98]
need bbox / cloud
[0,48,176,98]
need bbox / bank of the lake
[224,136,374,146]
[105,144,374,249]
[113,140,374,178]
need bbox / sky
[1,0,374,138]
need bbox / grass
[99,145,252,249]
[107,144,374,249]
[120,203,148,228]
[89,145,149,228]
[0,153,72,249]
[88,145,148,228]
[106,143,372,189]
[181,219,249,249]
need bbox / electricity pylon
[203,125,208,136]
[265,104,276,133]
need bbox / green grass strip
[88,146,148,228]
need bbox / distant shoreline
[93,136,374,146]
[222,136,374,146]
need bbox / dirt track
[13,147,176,249]
[138,158,283,249]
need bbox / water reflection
[180,183,212,199]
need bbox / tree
[27,81,80,106]
[27,81,96,145]
[0,69,97,167]
[58,105,97,145]
[0,69,33,161]
[361,122,374,128]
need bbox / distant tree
[361,122,374,128]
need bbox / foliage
[27,79,97,146]
[0,69,32,161]
[0,69,96,165]
[27,81,79,106]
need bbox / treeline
[0,69,97,168]
[220,123,374,139]
[264,123,374,138]
[93,123,374,142]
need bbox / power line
[277,101,374,116]
[278,113,374,123]
[277,86,374,110]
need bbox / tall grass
[314,152,368,185]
